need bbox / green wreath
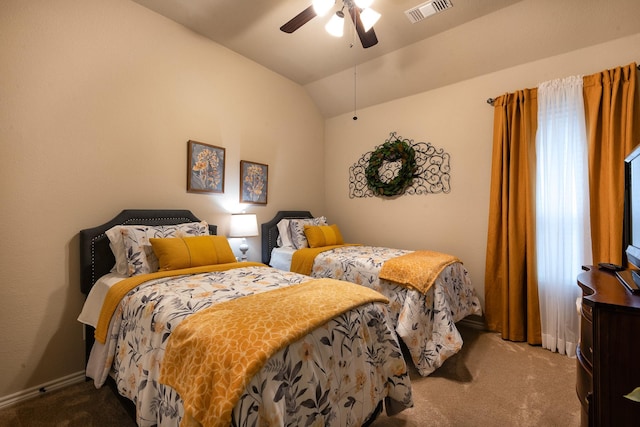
[365,139,417,196]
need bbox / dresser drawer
[581,301,592,321]
[576,350,592,406]
[576,347,592,427]
[580,310,593,366]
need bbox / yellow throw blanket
[290,244,359,276]
[159,278,389,427]
[94,262,265,344]
[379,250,461,294]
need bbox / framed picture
[187,140,225,194]
[240,160,268,204]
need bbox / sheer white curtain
[536,75,592,357]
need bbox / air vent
[405,0,453,24]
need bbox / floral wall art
[240,160,268,204]
[187,140,225,194]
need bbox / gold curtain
[485,63,639,344]
[583,63,640,265]
[484,90,541,344]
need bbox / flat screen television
[617,145,640,293]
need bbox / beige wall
[0,0,324,398]
[324,33,640,308]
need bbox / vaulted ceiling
[131,0,640,117]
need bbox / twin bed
[261,211,482,377]
[78,208,481,426]
[78,210,412,427]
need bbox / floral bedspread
[309,246,482,376]
[89,265,413,427]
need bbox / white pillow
[106,222,209,276]
[288,217,327,249]
[106,225,128,275]
[277,219,293,248]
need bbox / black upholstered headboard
[79,209,217,295]
[261,210,313,265]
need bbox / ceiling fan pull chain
[353,62,358,121]
[352,30,358,121]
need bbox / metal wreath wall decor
[365,138,417,196]
[349,132,451,198]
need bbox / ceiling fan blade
[280,5,317,33]
[348,7,378,48]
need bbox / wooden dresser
[577,266,640,426]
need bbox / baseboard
[458,314,487,330]
[0,371,86,410]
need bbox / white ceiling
[130,0,640,117]
[131,0,522,85]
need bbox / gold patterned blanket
[290,244,359,276]
[94,262,265,344]
[159,278,389,427]
[379,250,461,294]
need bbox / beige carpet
[0,380,136,427]
[371,324,580,426]
[0,324,580,426]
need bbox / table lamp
[229,213,259,261]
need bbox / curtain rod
[486,63,640,106]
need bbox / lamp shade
[229,213,259,238]
[325,11,344,37]
[360,7,380,32]
[312,0,334,16]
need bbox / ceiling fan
[280,0,380,48]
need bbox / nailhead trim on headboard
[80,210,217,295]
[260,211,313,265]
[88,216,197,286]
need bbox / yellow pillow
[150,235,236,271]
[303,224,344,248]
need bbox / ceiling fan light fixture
[325,11,345,37]
[360,7,381,32]
[354,0,374,8]
[312,0,334,17]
